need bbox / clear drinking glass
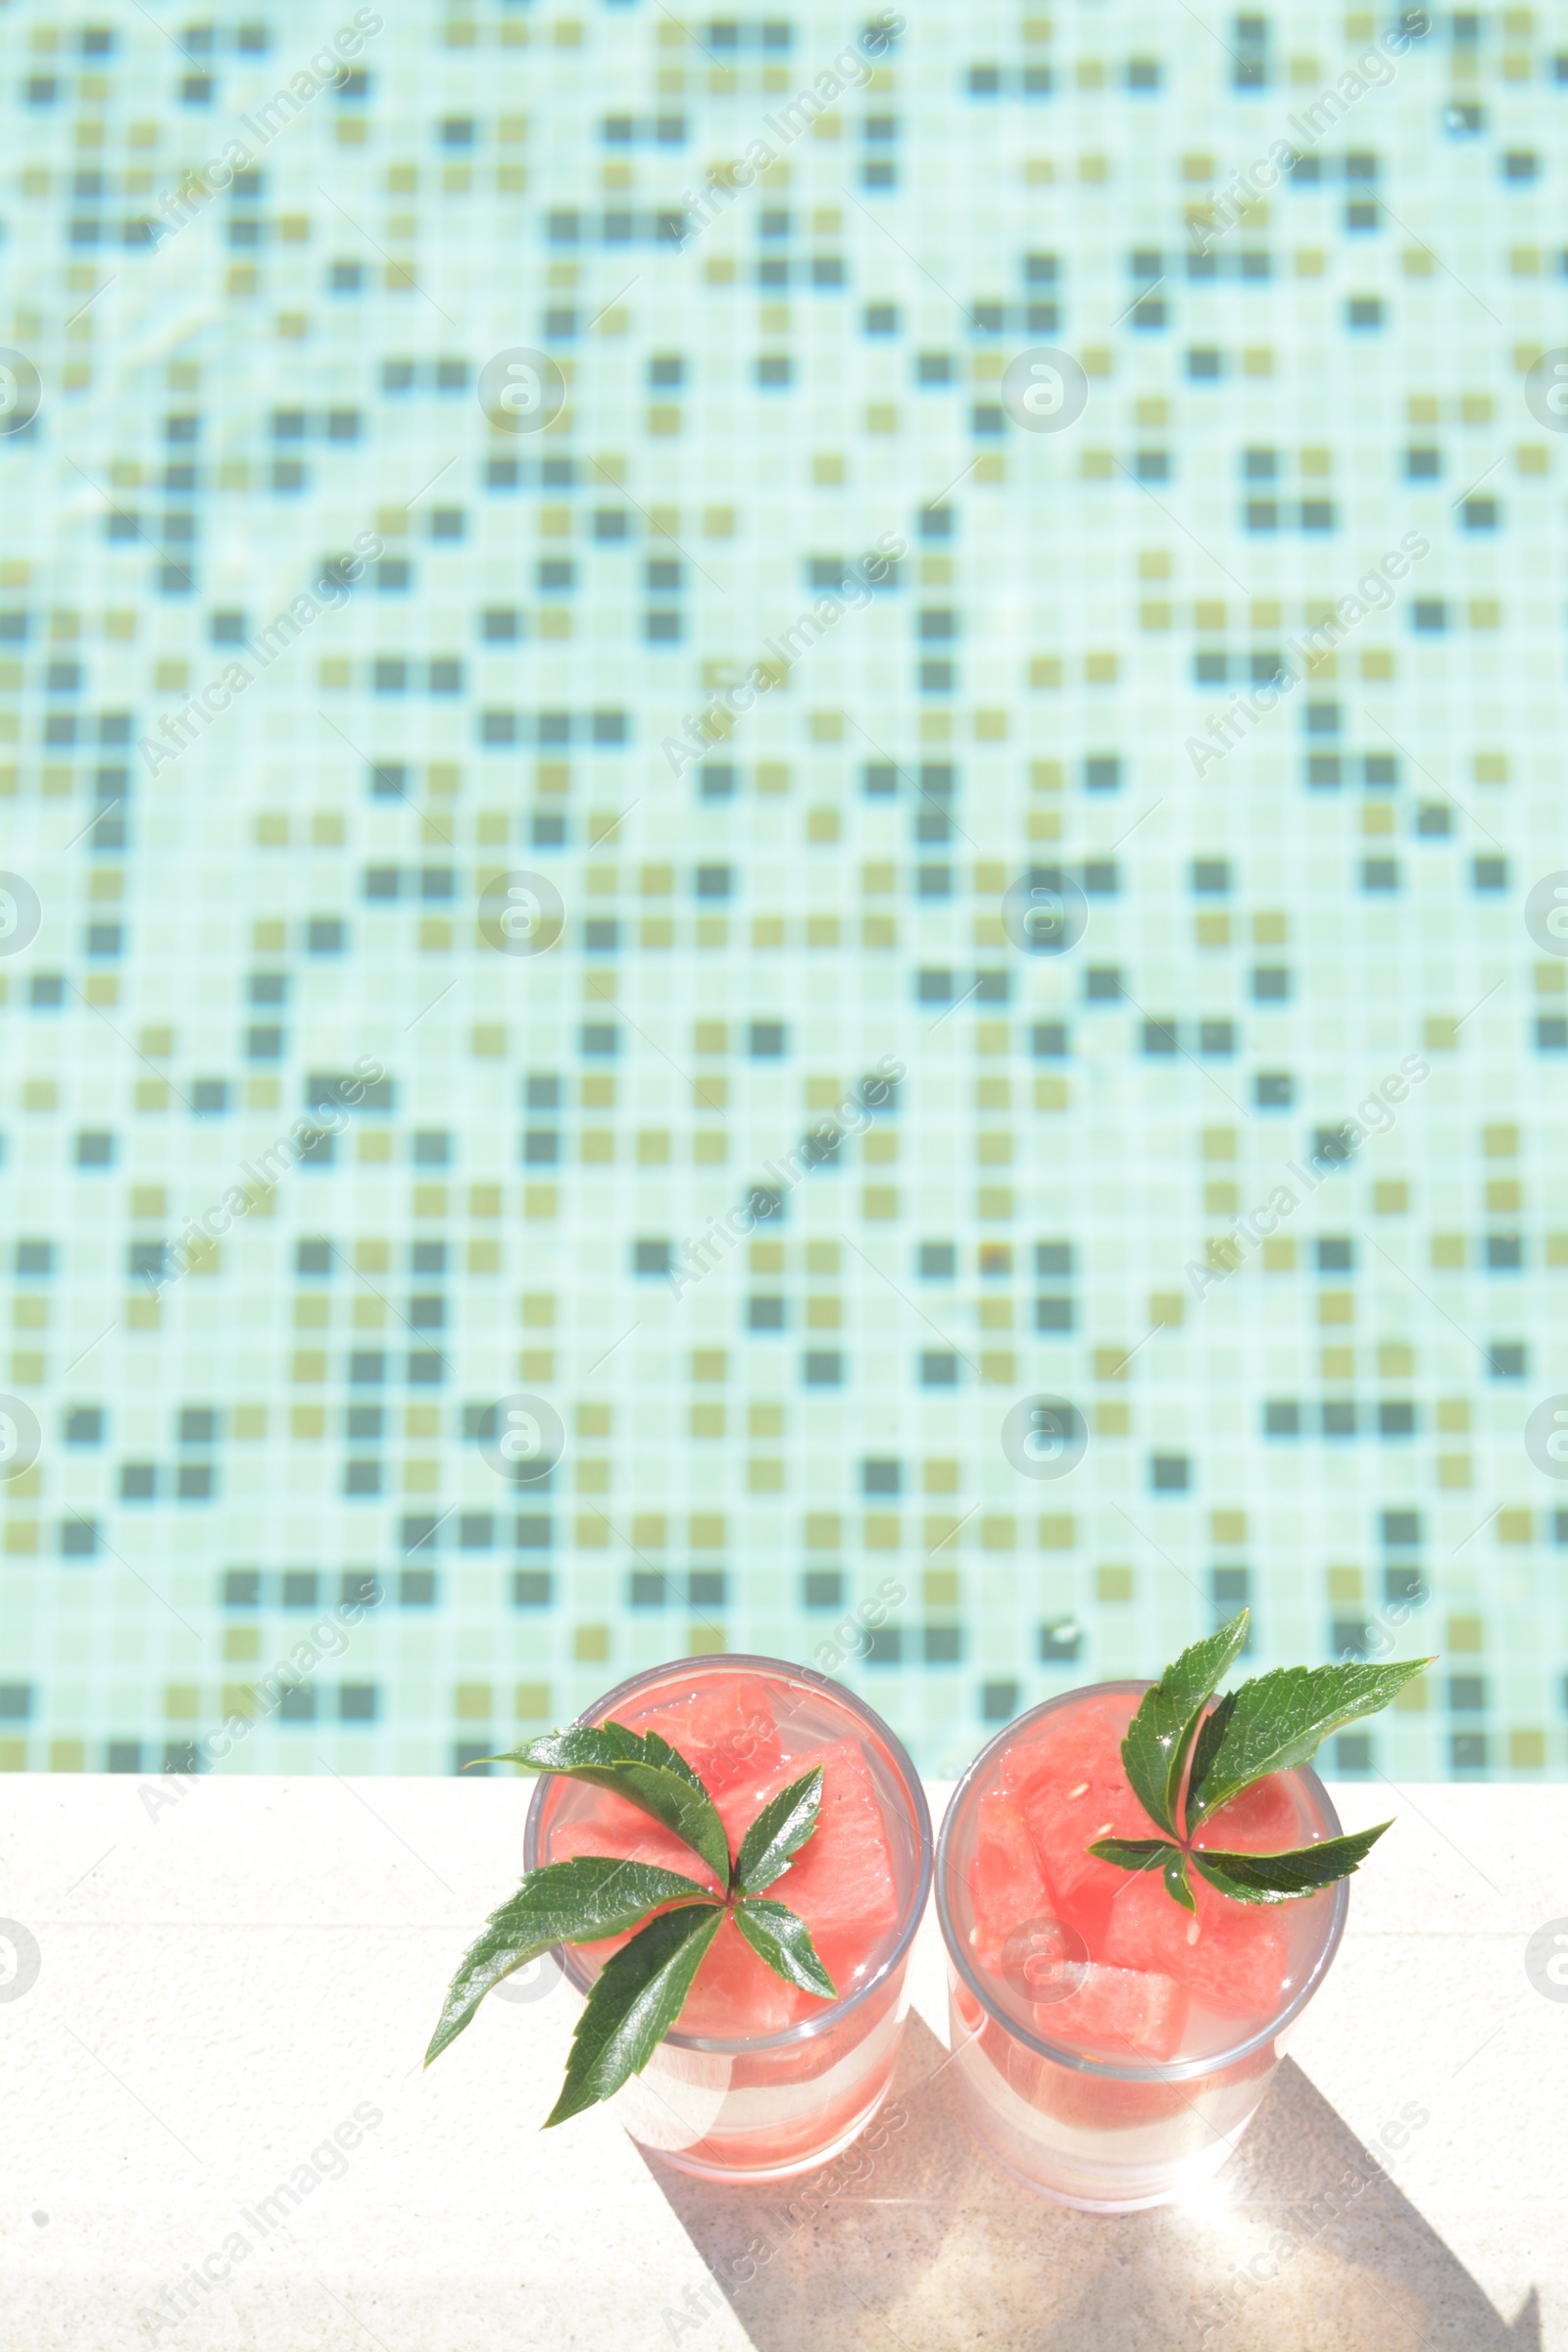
[524,1654,933,2182]
[935,1681,1349,2212]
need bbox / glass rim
[523,1651,935,2056]
[934,1678,1350,2083]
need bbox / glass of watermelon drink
[525,1655,933,2181]
[936,1681,1349,2211]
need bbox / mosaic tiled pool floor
[1,0,1566,1781]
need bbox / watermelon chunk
[619,1673,782,1795]
[742,1737,900,1939]
[1038,1961,1188,2062]
[1100,1869,1292,2019]
[1004,2027,1195,2133]
[1005,1701,1154,1930]
[999,1696,1131,1799]
[552,1788,721,1892]
[675,1910,810,2036]
[967,1790,1056,1970]
[1195,1770,1301,1853]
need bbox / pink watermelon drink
[526,1656,932,2180]
[937,1683,1349,2210]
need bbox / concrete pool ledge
[2,1775,1563,2350]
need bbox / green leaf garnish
[1119,1609,1251,1837]
[1189,1824,1393,1904]
[1163,1845,1196,1913]
[545,1903,725,2128]
[1088,1621,1435,1911]
[422,1856,712,2066]
[1086,1836,1197,1913]
[1182,1688,1236,1838]
[484,1720,732,1888]
[1184,1657,1433,1832]
[428,1716,844,2122]
[1086,1835,1176,1875]
[734,1766,824,1896]
[734,1897,837,1997]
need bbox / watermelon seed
[1067,1782,1089,1800]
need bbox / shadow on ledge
[641,2018,1540,2352]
